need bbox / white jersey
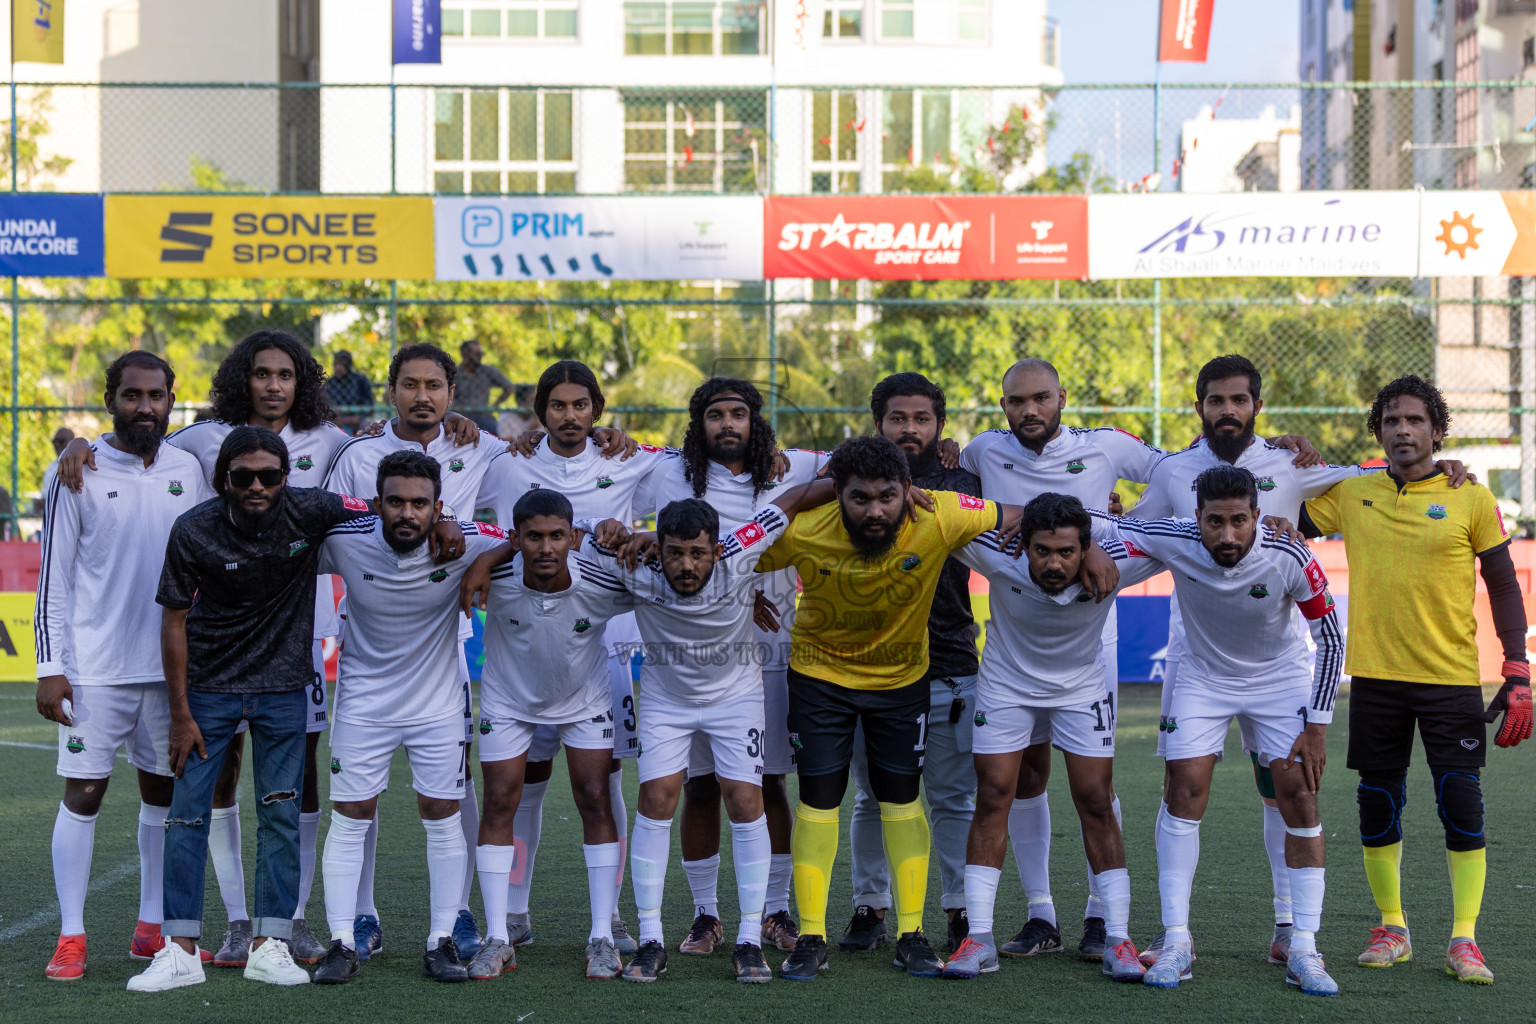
[954,529,1165,707]
[578,507,789,706]
[318,518,505,727]
[479,552,635,725]
[35,438,215,685]
[1091,513,1344,722]
[323,420,505,514]
[642,447,826,669]
[1129,435,1365,659]
[170,416,353,638]
[476,437,665,527]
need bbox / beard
[706,432,747,464]
[897,435,940,475]
[1203,415,1255,464]
[1011,408,1062,454]
[665,563,714,596]
[113,409,168,458]
[841,505,900,560]
[384,521,430,554]
[224,491,282,534]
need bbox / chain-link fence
[4,79,1535,537]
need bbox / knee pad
[866,762,921,806]
[1357,772,1407,847]
[1432,768,1486,852]
[796,769,850,812]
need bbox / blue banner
[1115,595,1171,684]
[0,194,104,277]
[392,0,441,64]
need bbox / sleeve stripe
[34,473,63,663]
[1259,538,1311,567]
[321,434,376,489]
[324,517,378,538]
[1311,607,1345,714]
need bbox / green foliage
[0,88,73,190]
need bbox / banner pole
[1150,54,1163,450]
[9,22,18,535]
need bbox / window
[442,2,579,41]
[879,0,913,40]
[624,1,763,55]
[434,89,577,194]
[811,90,863,193]
[1525,35,1535,68]
[1041,15,1059,65]
[879,89,983,189]
[624,92,766,192]
[823,0,863,40]
[959,0,987,43]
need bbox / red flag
[1158,0,1214,62]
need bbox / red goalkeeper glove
[1487,661,1533,748]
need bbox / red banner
[763,196,1087,280]
[1158,0,1214,62]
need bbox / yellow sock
[1362,843,1407,929]
[791,803,841,940]
[1447,848,1486,940]
[879,799,931,937]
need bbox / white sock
[508,778,548,916]
[477,845,515,943]
[1263,802,1293,925]
[631,814,673,945]
[322,812,371,949]
[137,803,166,924]
[1083,795,1122,921]
[208,803,249,923]
[293,810,321,920]
[730,816,771,948]
[1156,812,1201,934]
[683,854,721,920]
[1288,865,1324,939]
[1009,794,1055,926]
[459,775,480,912]
[609,769,628,916]
[964,864,1001,942]
[766,853,793,916]
[354,816,379,918]
[585,842,622,943]
[52,803,96,935]
[1093,867,1131,940]
[423,813,467,949]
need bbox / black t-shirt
[911,458,982,680]
[157,486,371,694]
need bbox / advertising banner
[1417,190,1536,278]
[0,193,103,276]
[1158,0,1215,62]
[392,0,441,64]
[12,0,65,64]
[763,195,1088,280]
[435,196,763,281]
[1088,191,1420,279]
[0,593,36,683]
[105,196,435,279]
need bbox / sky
[1051,0,1302,85]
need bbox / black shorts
[1346,677,1489,772]
[786,668,928,779]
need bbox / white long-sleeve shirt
[35,437,215,684]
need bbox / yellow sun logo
[1436,211,1482,259]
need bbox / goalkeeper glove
[1487,660,1533,748]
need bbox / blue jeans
[162,689,306,941]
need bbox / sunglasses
[227,468,285,488]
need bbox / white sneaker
[243,938,311,986]
[127,942,206,992]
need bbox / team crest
[429,569,449,583]
[1249,584,1269,599]
[972,712,987,727]
[329,757,342,774]
[295,455,314,471]
[1426,504,1448,520]
[289,539,310,556]
[573,617,592,633]
[1159,716,1178,733]
[595,477,614,489]
[449,458,466,473]
[1065,460,1086,475]
[167,481,184,496]
[1255,476,1277,492]
[478,718,493,735]
[900,554,922,571]
[66,734,85,753]
[788,732,803,750]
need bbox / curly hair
[681,377,778,500]
[1019,492,1091,550]
[389,343,457,391]
[870,371,946,424]
[1368,374,1450,453]
[829,434,910,491]
[207,329,334,431]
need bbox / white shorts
[1156,653,1180,759]
[524,648,637,764]
[1162,681,1310,767]
[687,667,793,778]
[328,713,468,802]
[972,696,1117,758]
[238,639,329,737]
[56,682,172,779]
[638,692,764,786]
[477,707,614,762]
